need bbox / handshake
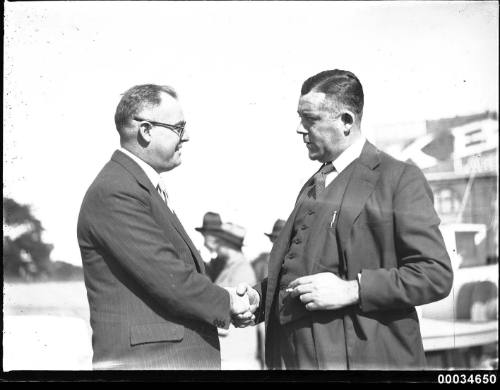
[224,283,260,328]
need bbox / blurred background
[3,1,498,370]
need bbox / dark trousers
[278,316,319,370]
[276,313,348,370]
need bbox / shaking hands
[225,283,260,328]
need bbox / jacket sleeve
[85,185,231,329]
[252,279,267,324]
[359,164,454,312]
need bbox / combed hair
[114,84,177,132]
[301,69,364,117]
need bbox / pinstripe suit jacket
[77,150,231,369]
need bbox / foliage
[3,197,82,281]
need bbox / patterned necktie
[156,178,170,205]
[313,162,336,198]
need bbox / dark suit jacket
[256,141,454,369]
[77,150,231,369]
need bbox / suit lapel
[148,184,206,273]
[336,142,381,278]
[111,150,205,273]
[167,208,206,273]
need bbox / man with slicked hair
[236,70,453,369]
[77,84,253,369]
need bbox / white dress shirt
[119,148,174,211]
[325,136,366,187]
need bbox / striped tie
[313,162,336,198]
[157,178,169,205]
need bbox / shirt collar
[331,135,366,174]
[119,147,161,188]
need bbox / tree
[3,197,54,281]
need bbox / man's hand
[237,283,260,313]
[225,286,251,313]
[231,283,260,328]
[224,287,255,328]
[286,272,359,311]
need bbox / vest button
[294,238,302,244]
[288,253,296,259]
[308,210,315,215]
[301,224,308,230]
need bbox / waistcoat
[277,161,357,325]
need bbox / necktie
[313,162,336,198]
[156,178,171,207]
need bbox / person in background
[251,219,286,368]
[196,212,260,369]
[252,219,286,283]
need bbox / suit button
[288,253,296,259]
[294,238,302,244]
[308,210,315,215]
[301,224,308,230]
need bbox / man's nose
[180,130,190,143]
[296,123,309,142]
[296,122,308,135]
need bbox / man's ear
[341,110,354,136]
[137,122,152,145]
[341,111,354,126]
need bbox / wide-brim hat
[211,222,246,249]
[264,219,286,239]
[195,213,245,249]
[195,212,223,233]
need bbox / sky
[4,1,499,265]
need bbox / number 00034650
[438,374,497,384]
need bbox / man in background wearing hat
[77,84,253,370]
[196,212,260,370]
[251,219,285,368]
[235,69,453,369]
[252,219,286,284]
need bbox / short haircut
[301,69,364,118]
[114,84,177,132]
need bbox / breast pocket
[130,323,184,346]
[355,199,393,228]
[355,209,392,229]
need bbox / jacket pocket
[130,323,184,346]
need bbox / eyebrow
[297,110,318,117]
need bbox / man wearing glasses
[77,84,253,369]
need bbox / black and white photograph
[3,0,498,382]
